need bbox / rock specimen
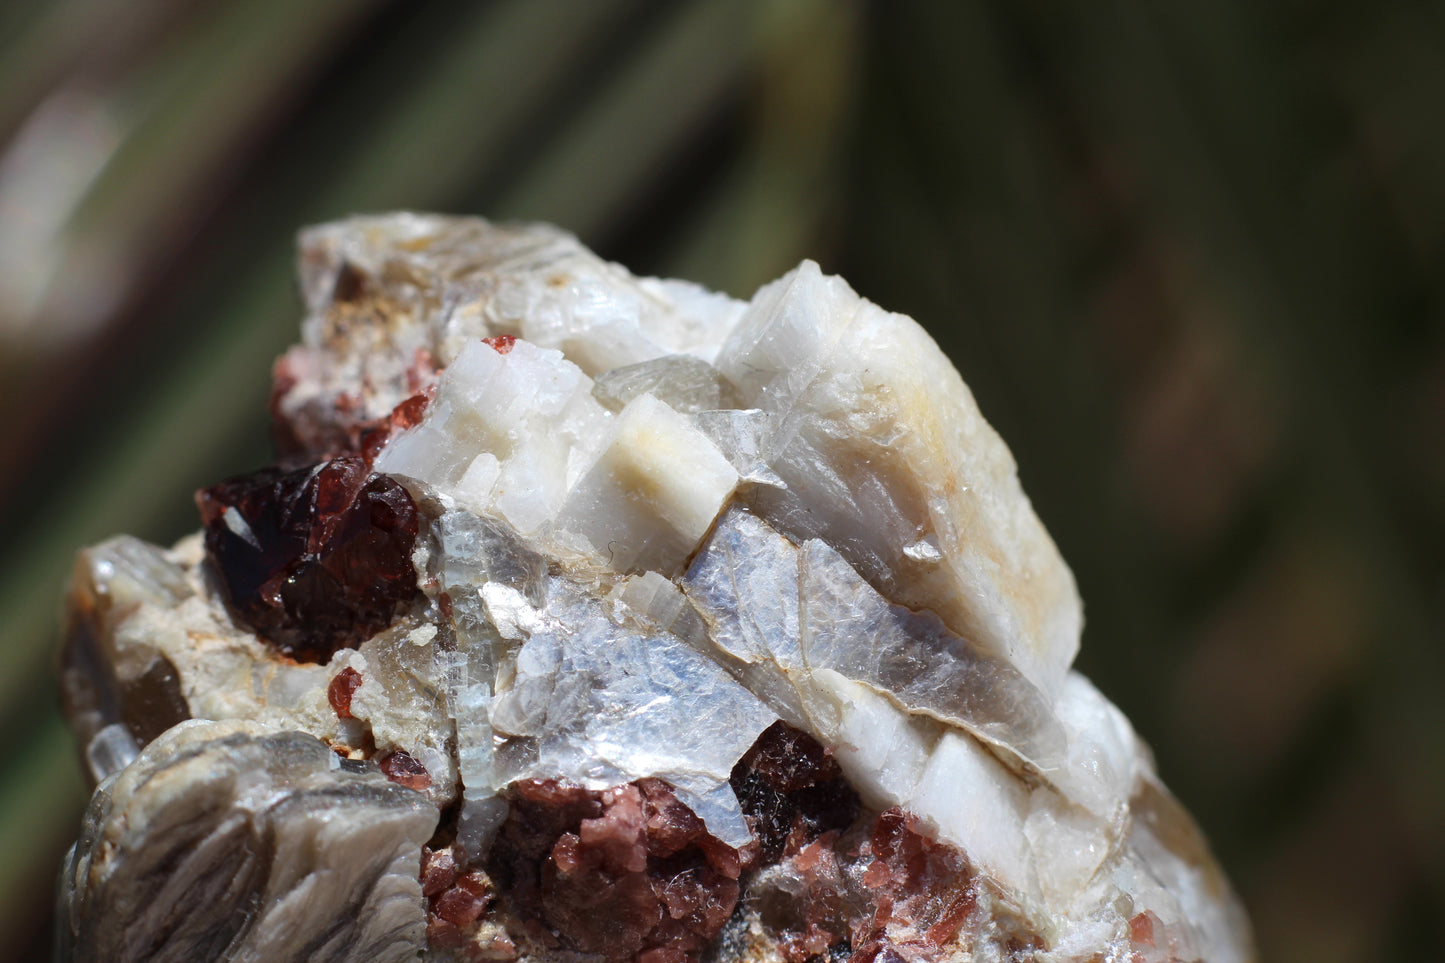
[56,214,1254,963]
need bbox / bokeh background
[0,1,1441,960]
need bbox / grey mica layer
[56,720,437,963]
[684,507,1063,769]
[591,354,740,414]
[488,575,777,846]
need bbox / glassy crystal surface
[196,456,421,663]
[57,214,1254,963]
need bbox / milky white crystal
[374,337,610,535]
[557,392,738,574]
[279,214,745,440]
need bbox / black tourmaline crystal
[195,455,420,663]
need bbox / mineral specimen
[56,213,1254,963]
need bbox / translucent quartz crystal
[57,214,1253,963]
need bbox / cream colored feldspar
[717,260,1081,698]
[558,392,739,575]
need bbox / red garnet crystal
[196,456,420,663]
[729,721,860,864]
[487,779,744,962]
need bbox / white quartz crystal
[60,214,1252,963]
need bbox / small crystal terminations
[56,214,1254,963]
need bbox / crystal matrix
[57,214,1254,963]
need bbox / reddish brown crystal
[328,667,362,719]
[730,721,861,863]
[1129,909,1177,962]
[434,872,493,927]
[422,845,463,898]
[775,833,862,962]
[486,779,743,963]
[1130,911,1156,946]
[379,748,432,791]
[482,335,517,355]
[195,456,420,664]
[423,845,509,961]
[427,917,468,951]
[850,809,978,961]
[359,391,434,463]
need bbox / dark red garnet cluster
[195,456,420,664]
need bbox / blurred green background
[0,1,1441,960]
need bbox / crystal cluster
[57,214,1254,963]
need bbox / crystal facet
[196,456,421,663]
[57,214,1253,963]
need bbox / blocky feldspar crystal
[57,213,1254,963]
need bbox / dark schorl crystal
[196,456,420,663]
